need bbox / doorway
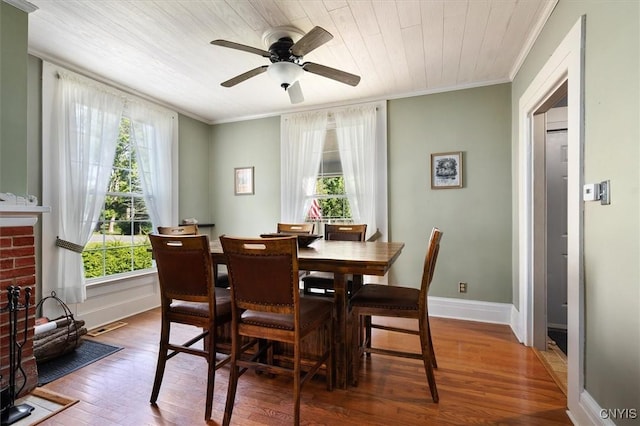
[517,16,585,422]
[531,86,569,394]
[532,84,569,354]
[545,120,568,356]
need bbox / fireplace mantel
[0,205,51,226]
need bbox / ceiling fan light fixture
[267,62,303,90]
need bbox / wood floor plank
[37,308,570,425]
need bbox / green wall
[209,117,281,237]
[178,114,214,224]
[388,84,512,300]
[0,2,28,194]
[512,0,640,419]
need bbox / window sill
[86,268,157,290]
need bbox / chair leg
[364,315,372,358]
[327,317,333,391]
[204,326,215,420]
[293,348,301,426]
[351,309,361,387]
[419,319,439,403]
[222,337,241,426]
[426,317,437,369]
[150,319,170,404]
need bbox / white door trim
[517,16,588,423]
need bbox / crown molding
[2,0,38,13]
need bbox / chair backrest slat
[324,224,367,242]
[277,223,315,235]
[157,225,199,235]
[419,228,443,312]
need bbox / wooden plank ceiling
[26,0,556,123]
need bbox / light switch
[583,183,600,201]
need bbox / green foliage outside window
[82,241,152,278]
[314,176,351,220]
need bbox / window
[281,103,387,243]
[307,128,352,222]
[42,62,176,304]
[82,118,153,279]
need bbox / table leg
[333,272,347,389]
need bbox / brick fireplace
[0,207,49,397]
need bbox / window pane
[308,127,352,223]
[322,129,342,174]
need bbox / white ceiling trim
[509,0,559,81]
[211,77,512,125]
[2,0,38,13]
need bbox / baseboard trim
[428,296,512,325]
[510,304,525,343]
[570,388,618,426]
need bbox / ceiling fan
[210,26,361,104]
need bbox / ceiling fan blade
[291,26,333,57]
[287,81,304,104]
[210,39,271,58]
[302,62,361,87]
[221,66,268,87]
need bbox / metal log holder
[0,286,35,425]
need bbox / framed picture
[431,151,463,189]
[234,166,254,195]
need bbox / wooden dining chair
[301,224,367,296]
[220,235,333,426]
[149,234,232,420]
[277,223,315,278]
[157,225,229,288]
[350,227,443,403]
[277,222,315,234]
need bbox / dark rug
[548,328,567,355]
[37,339,123,386]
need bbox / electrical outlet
[458,282,467,293]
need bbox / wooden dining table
[211,238,405,389]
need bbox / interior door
[545,122,568,330]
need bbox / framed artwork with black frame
[234,166,254,195]
[431,151,463,189]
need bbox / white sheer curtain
[52,73,125,303]
[128,102,176,230]
[335,105,378,240]
[280,111,328,222]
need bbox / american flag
[308,199,322,220]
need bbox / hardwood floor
[37,309,571,425]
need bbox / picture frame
[431,151,463,189]
[234,166,254,195]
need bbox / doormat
[37,339,123,386]
[11,388,79,426]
